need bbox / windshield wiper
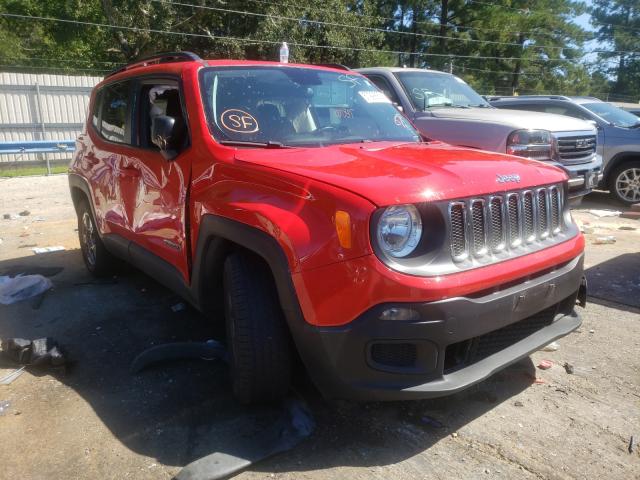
[219,140,293,149]
[469,103,491,108]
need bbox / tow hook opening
[577,276,587,308]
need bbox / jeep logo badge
[496,174,521,183]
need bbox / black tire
[77,199,117,277]
[223,252,291,404]
[608,160,640,205]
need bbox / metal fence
[0,72,102,170]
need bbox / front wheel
[608,161,640,205]
[77,199,117,277]
[223,252,292,404]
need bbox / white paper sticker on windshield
[358,90,392,104]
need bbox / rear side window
[96,81,131,144]
[91,90,102,129]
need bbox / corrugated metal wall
[0,72,102,162]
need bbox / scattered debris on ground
[0,366,25,385]
[171,302,186,313]
[131,340,226,373]
[0,274,52,304]
[541,341,560,352]
[537,360,553,370]
[421,416,445,428]
[593,235,616,245]
[0,400,11,416]
[32,246,65,254]
[1,337,66,367]
[563,362,575,374]
[587,209,621,218]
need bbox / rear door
[122,77,192,281]
[87,80,135,239]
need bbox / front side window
[199,67,419,147]
[395,71,490,110]
[138,83,187,149]
[582,102,640,128]
[100,81,130,143]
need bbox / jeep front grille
[556,134,596,165]
[448,184,564,262]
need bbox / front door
[121,78,192,281]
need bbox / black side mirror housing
[152,115,183,160]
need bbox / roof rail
[317,63,351,71]
[105,51,203,78]
[508,95,571,101]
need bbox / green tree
[591,0,640,100]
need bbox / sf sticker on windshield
[358,90,392,104]
[220,109,259,133]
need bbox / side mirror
[587,119,601,130]
[152,115,183,160]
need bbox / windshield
[395,71,490,110]
[582,102,640,128]
[199,67,419,147]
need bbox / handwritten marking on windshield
[335,108,353,119]
[337,75,362,88]
[221,109,259,133]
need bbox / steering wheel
[314,126,337,135]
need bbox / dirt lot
[0,175,638,480]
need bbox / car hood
[427,107,595,133]
[233,141,566,206]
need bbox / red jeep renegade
[69,52,586,404]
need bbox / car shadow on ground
[584,252,640,311]
[579,189,630,211]
[0,249,537,476]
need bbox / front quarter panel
[190,159,376,273]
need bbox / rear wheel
[223,252,291,404]
[609,160,640,205]
[77,199,117,277]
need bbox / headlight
[506,129,556,161]
[376,204,422,257]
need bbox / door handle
[119,166,140,178]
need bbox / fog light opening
[379,307,421,321]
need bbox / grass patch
[0,165,68,177]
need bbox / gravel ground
[0,175,638,480]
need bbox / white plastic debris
[593,236,616,245]
[171,302,186,313]
[587,209,621,218]
[32,246,65,254]
[0,367,26,385]
[541,341,560,352]
[0,275,53,305]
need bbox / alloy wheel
[615,167,640,204]
[81,211,97,268]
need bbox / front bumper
[559,154,603,199]
[294,254,584,401]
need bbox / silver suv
[357,68,603,202]
[489,95,640,205]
